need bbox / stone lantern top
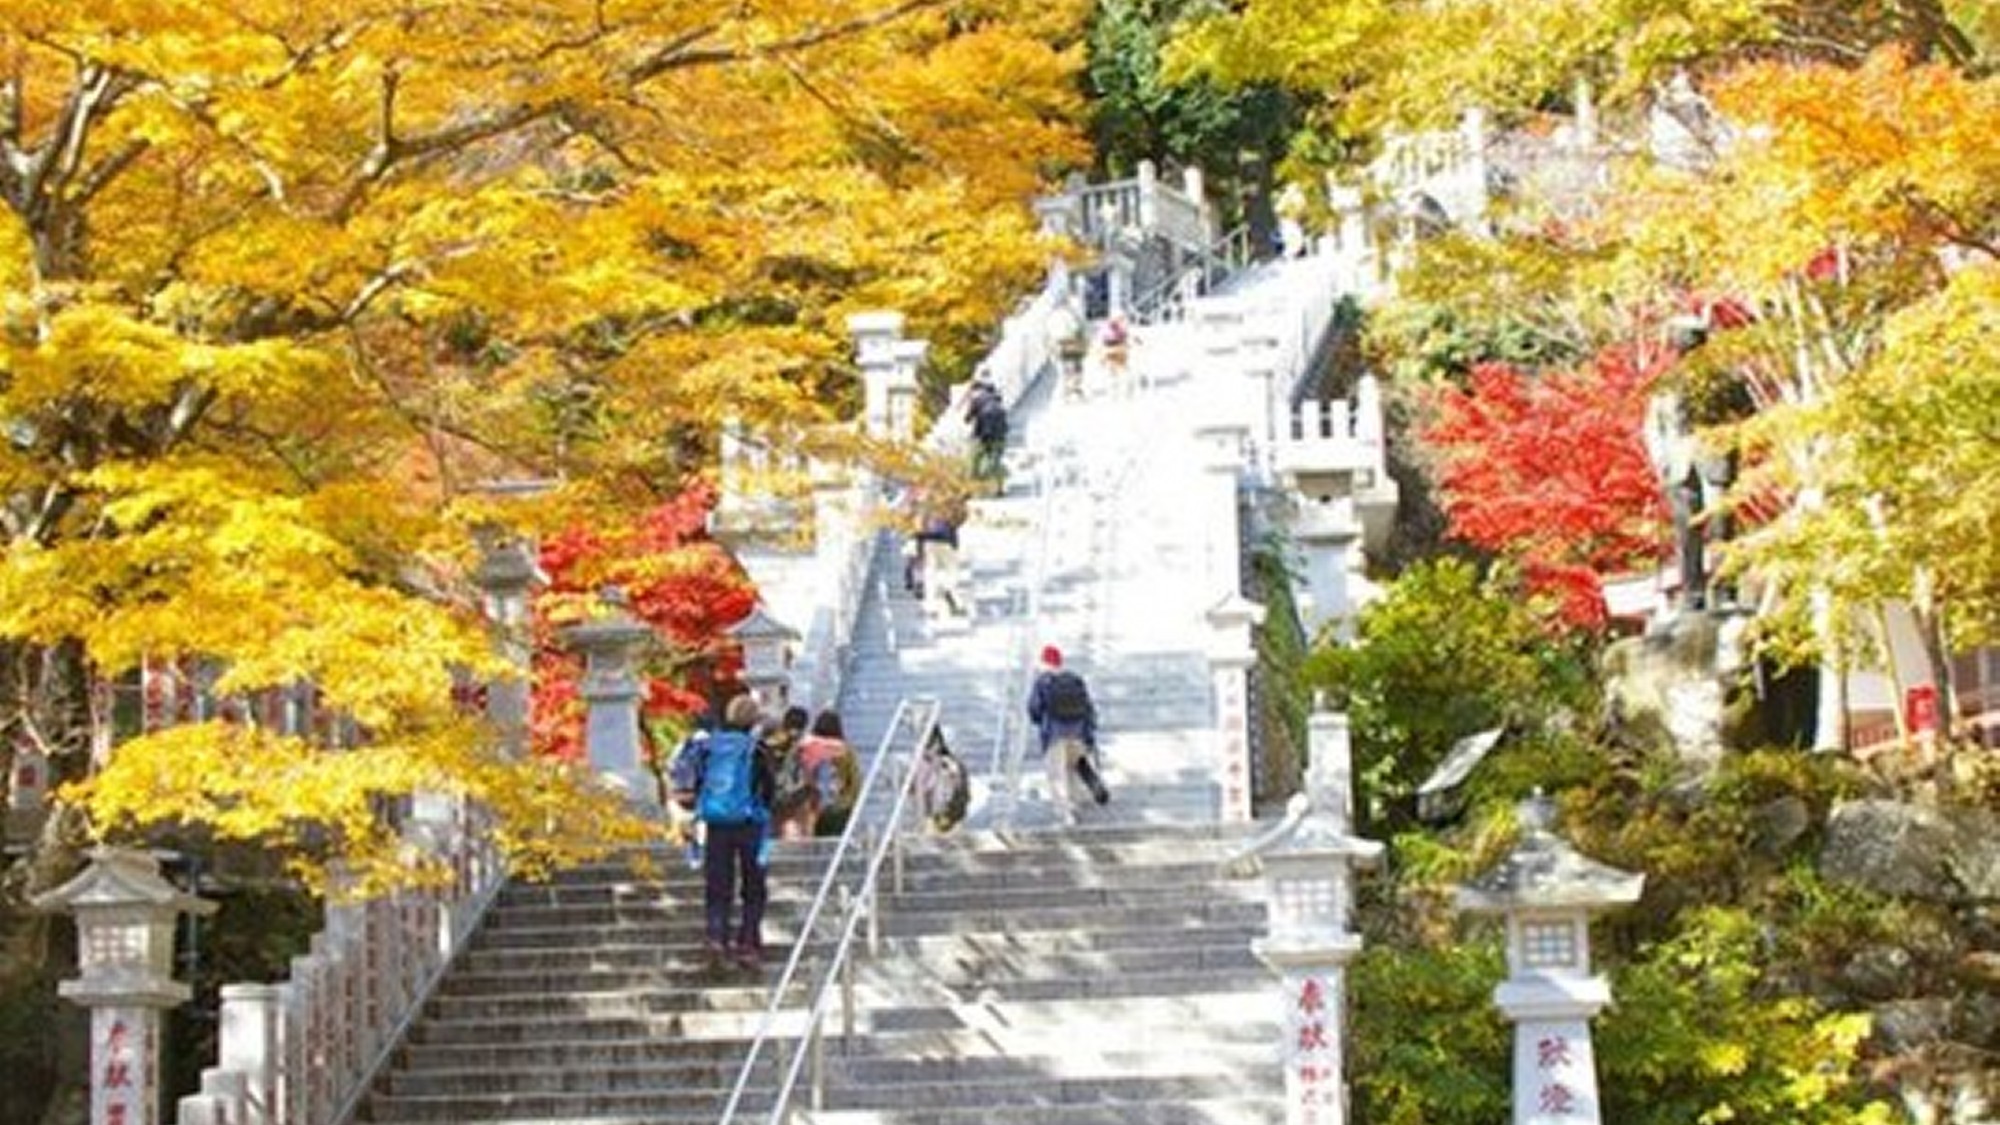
[726,602,801,647]
[35,847,215,1007]
[32,847,215,917]
[561,587,654,650]
[1457,793,1644,914]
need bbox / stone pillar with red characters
[34,848,216,1125]
[1205,592,1265,823]
[1457,794,1644,1125]
[1224,707,1383,1125]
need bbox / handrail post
[841,940,858,1046]
[891,755,908,895]
[866,880,881,958]
[810,1020,826,1111]
[837,884,858,1047]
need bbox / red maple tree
[530,486,757,760]
[1420,344,1674,630]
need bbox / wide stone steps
[803,1097,1286,1125]
[452,921,1265,977]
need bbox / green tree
[1085,0,1296,225]
[1307,558,1595,827]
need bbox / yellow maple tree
[0,0,1087,886]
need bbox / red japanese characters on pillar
[1285,973,1343,1124]
[1535,1033,1576,1120]
[1216,668,1253,821]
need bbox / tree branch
[629,0,946,82]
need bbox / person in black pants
[685,693,776,969]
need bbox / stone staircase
[358,823,1277,1124]
[357,257,1342,1125]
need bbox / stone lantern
[1457,793,1644,1125]
[727,602,799,715]
[848,310,906,440]
[472,526,543,758]
[35,848,217,1125]
[886,338,929,442]
[561,587,658,807]
[1233,709,1383,1125]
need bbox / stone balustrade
[174,798,503,1125]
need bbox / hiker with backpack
[1025,645,1110,823]
[669,693,776,969]
[764,705,816,841]
[776,709,861,840]
[966,381,1009,494]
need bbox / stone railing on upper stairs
[1038,161,1212,254]
[1367,108,1491,233]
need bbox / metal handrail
[1132,224,1254,324]
[716,697,942,1124]
[992,417,1063,827]
[757,701,945,1122]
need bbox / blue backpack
[695,731,759,825]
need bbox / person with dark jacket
[966,381,1008,491]
[673,693,776,969]
[1025,645,1108,822]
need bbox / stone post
[1457,795,1645,1125]
[887,338,929,442]
[1451,108,1490,231]
[34,848,217,1125]
[6,740,49,845]
[1574,79,1598,149]
[1255,710,1385,1124]
[1239,315,1285,483]
[472,528,540,758]
[1194,419,1251,595]
[1206,592,1265,823]
[1137,159,1160,230]
[848,311,906,440]
[1184,166,1213,240]
[561,588,658,808]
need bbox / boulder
[1869,999,1955,1053]
[1822,800,1958,900]
[1841,944,1917,1001]
[1749,795,1812,858]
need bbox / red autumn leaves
[531,486,757,760]
[1419,344,1674,629]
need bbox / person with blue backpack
[671,693,776,970]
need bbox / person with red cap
[1026,645,1108,822]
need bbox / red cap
[1040,645,1062,667]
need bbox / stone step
[385,1042,1274,1099]
[469,898,1265,950]
[405,988,1278,1046]
[802,1098,1284,1125]
[442,939,1258,996]
[821,1073,1268,1113]
[368,1072,1262,1122]
[481,880,1261,932]
[393,1019,1278,1075]
[363,1095,1286,1125]
[501,857,1240,909]
[456,921,1266,976]
[420,965,1272,1024]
